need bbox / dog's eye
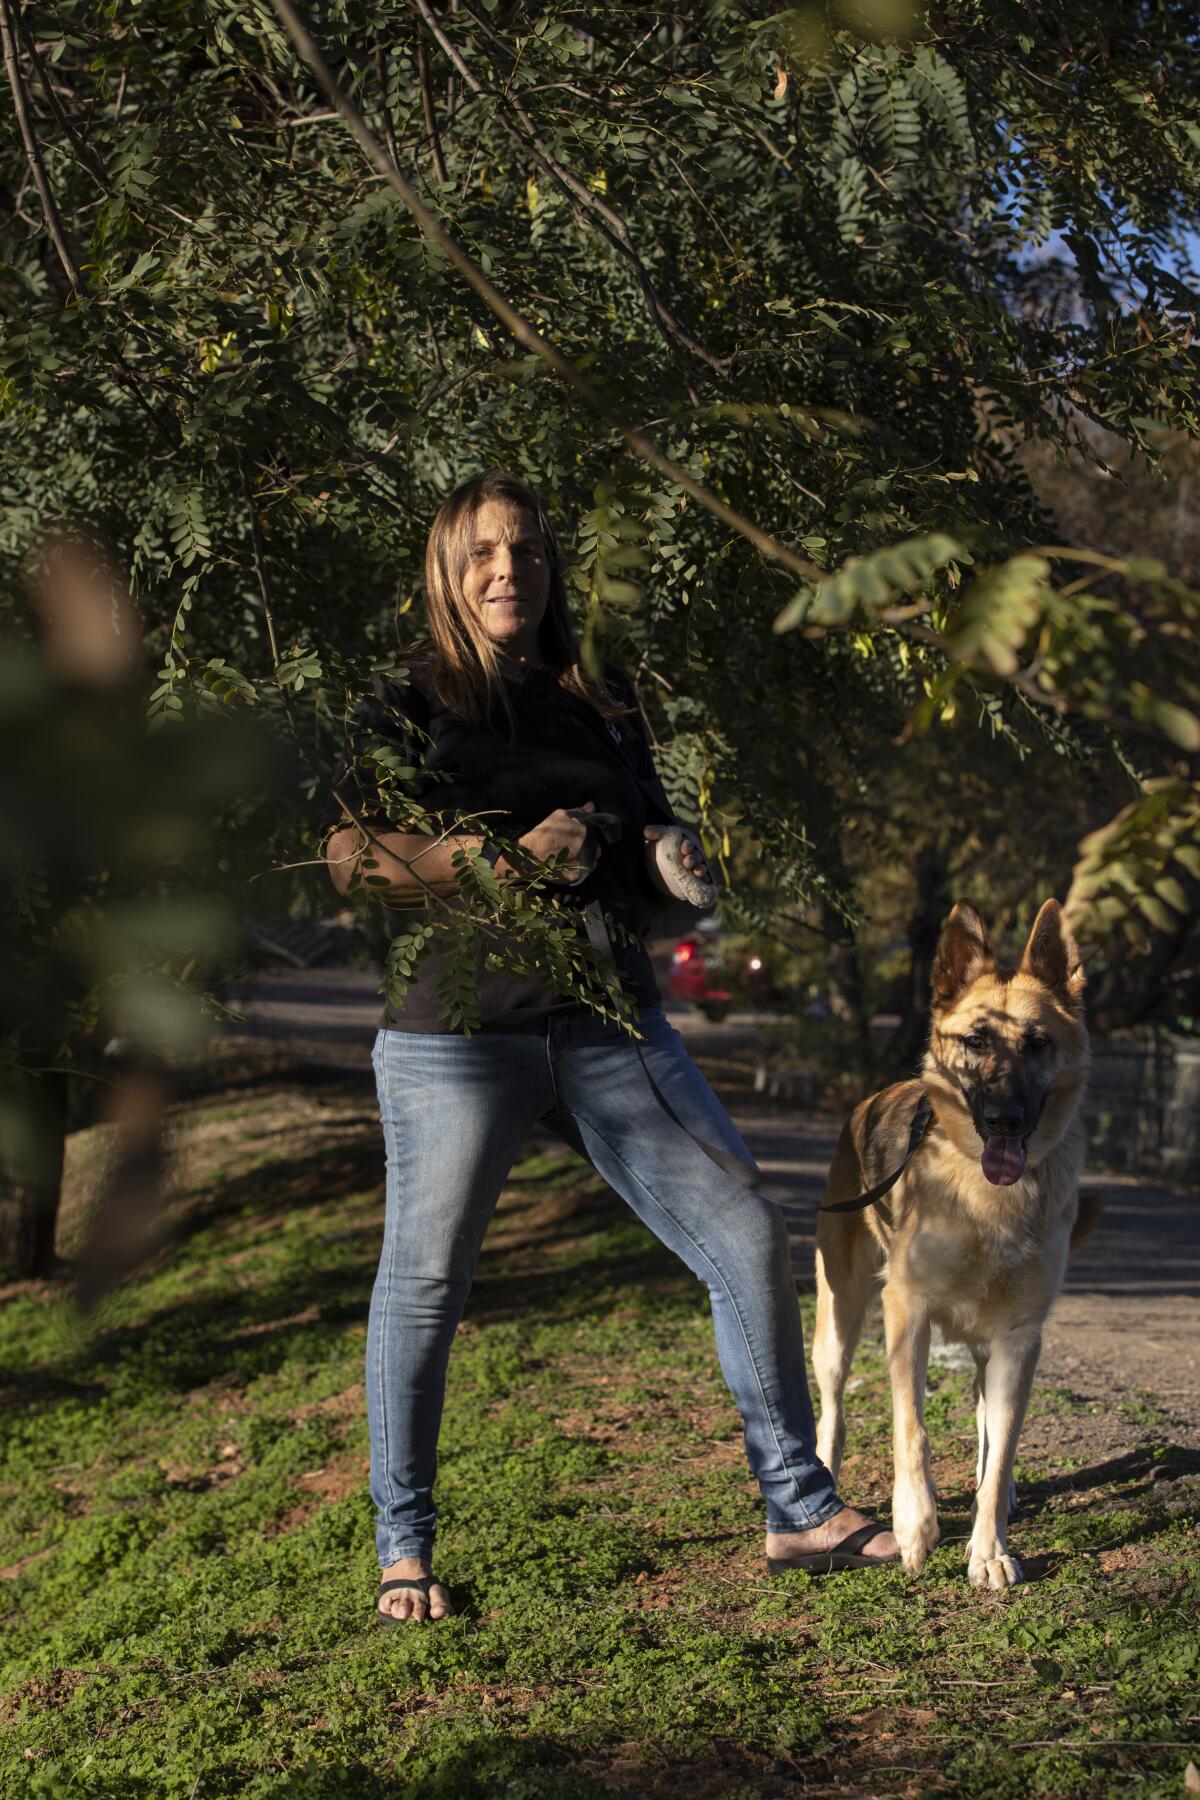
[962,1032,986,1052]
[1025,1031,1050,1052]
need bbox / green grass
[0,1070,1196,1797]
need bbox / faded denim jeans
[367,1003,843,1565]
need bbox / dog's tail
[1070,1191,1104,1252]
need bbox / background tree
[1,0,1198,1166]
[0,537,275,1278]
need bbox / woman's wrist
[493,850,529,884]
[484,837,537,886]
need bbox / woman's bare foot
[766,1506,899,1566]
[377,1553,452,1623]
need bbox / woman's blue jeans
[367,1003,843,1566]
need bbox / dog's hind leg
[813,1214,875,1484]
[972,1349,989,1490]
[1070,1191,1104,1252]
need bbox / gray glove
[648,825,719,907]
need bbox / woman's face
[460,497,551,661]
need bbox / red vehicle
[666,925,780,1021]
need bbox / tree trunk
[0,1071,68,1279]
[886,838,952,1078]
[820,895,873,1081]
[789,743,874,1080]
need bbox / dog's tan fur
[813,899,1093,1590]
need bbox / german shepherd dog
[813,899,1098,1590]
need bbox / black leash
[816,1092,933,1215]
[634,1018,933,1218]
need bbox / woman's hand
[643,823,716,900]
[518,800,600,885]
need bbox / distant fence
[1085,1037,1200,1180]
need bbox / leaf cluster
[2,1,1199,1027]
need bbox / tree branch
[0,0,85,297]
[412,30,448,184]
[2,1,182,448]
[268,0,820,581]
[14,9,110,196]
[240,457,284,673]
[420,0,730,382]
[373,41,403,174]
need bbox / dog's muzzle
[971,1092,1039,1187]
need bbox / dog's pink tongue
[982,1136,1026,1186]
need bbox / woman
[324,469,898,1625]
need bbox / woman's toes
[378,1586,451,1623]
[379,1590,418,1621]
[831,1509,899,1559]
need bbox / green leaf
[1149,701,1200,751]
[1136,892,1178,932]
[468,851,503,905]
[1152,875,1189,916]
[774,533,966,633]
[946,557,1050,675]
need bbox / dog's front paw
[967,1541,1024,1590]
[894,1507,939,1575]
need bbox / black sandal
[766,1521,900,1576]
[376,1575,449,1625]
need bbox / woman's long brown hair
[421,469,638,734]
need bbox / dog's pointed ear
[931,901,992,1009]
[1020,899,1085,1008]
